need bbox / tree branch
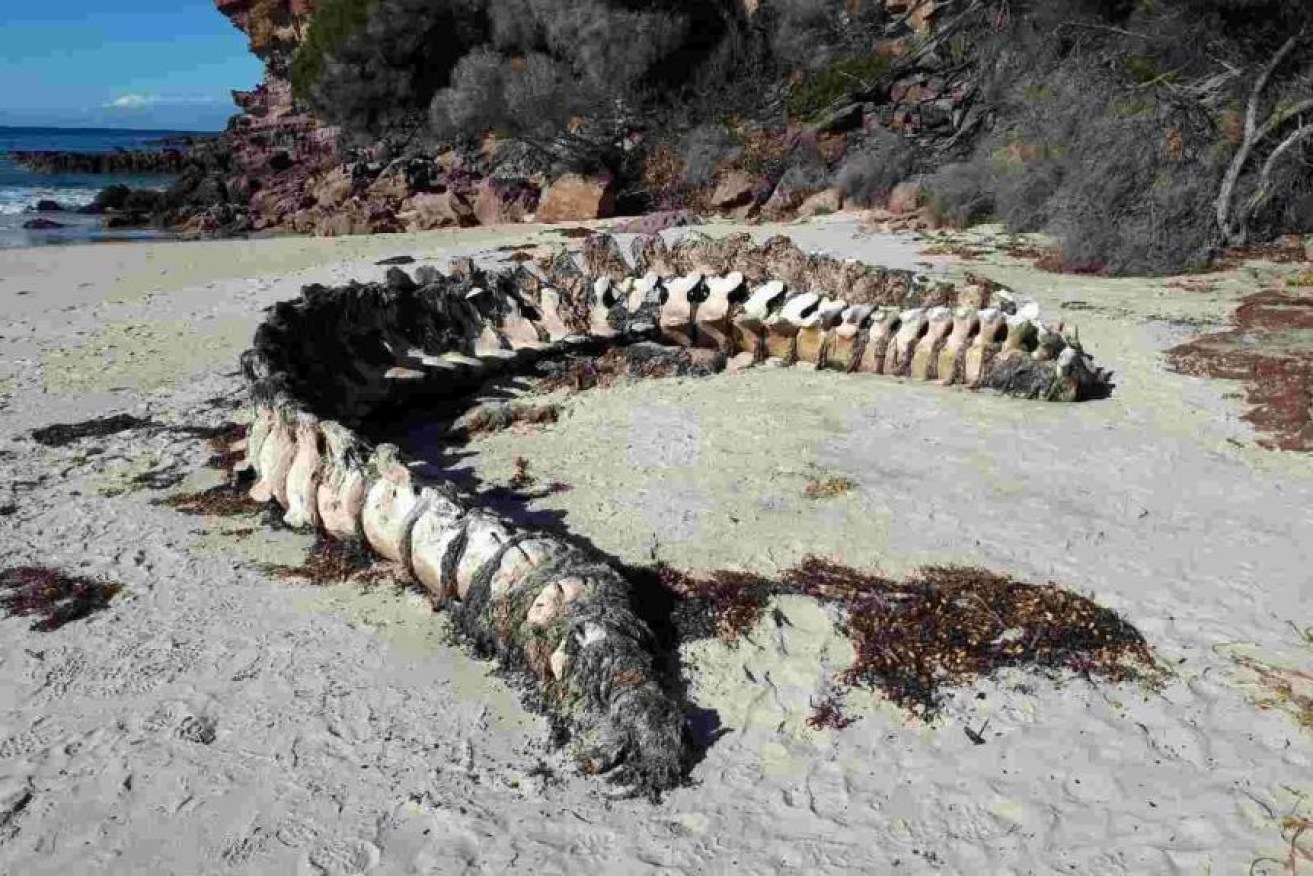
[1238,118,1313,228]
[1215,29,1308,245]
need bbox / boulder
[536,173,615,223]
[710,170,757,211]
[315,204,373,237]
[33,200,63,213]
[311,167,353,209]
[22,218,65,230]
[473,178,539,225]
[797,188,844,219]
[365,166,415,205]
[399,191,475,231]
[762,182,810,220]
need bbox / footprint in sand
[305,837,382,876]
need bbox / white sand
[1,216,1311,874]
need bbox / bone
[628,272,660,313]
[999,313,1039,363]
[589,277,621,339]
[741,280,786,322]
[361,445,427,566]
[283,413,323,529]
[438,351,486,378]
[858,308,899,374]
[937,306,981,386]
[408,488,468,604]
[537,288,574,341]
[965,308,1006,386]
[660,273,701,347]
[249,407,296,506]
[764,292,819,361]
[910,306,954,380]
[1033,322,1068,362]
[487,537,567,602]
[886,307,928,376]
[732,281,787,359]
[825,304,873,372]
[526,575,588,628]
[316,421,370,541]
[453,513,516,600]
[796,297,846,365]
[695,273,744,351]
[473,324,517,369]
[241,405,275,476]
[500,296,548,351]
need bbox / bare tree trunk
[1215,31,1307,246]
[1237,117,1313,231]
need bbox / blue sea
[0,126,206,248]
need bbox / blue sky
[0,2,263,131]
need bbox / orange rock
[312,167,353,209]
[797,188,844,219]
[536,174,615,223]
[710,170,757,211]
[473,179,537,226]
[399,191,475,231]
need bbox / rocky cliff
[156,0,978,238]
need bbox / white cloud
[104,94,221,110]
[106,94,154,109]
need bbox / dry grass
[0,566,123,631]
[804,475,857,500]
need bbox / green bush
[786,55,891,120]
[289,0,377,102]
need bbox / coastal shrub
[765,0,886,72]
[288,0,377,102]
[921,0,1313,273]
[679,124,739,188]
[835,128,914,207]
[923,162,995,227]
[786,54,892,120]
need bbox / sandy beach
[1,216,1311,874]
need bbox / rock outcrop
[8,150,192,175]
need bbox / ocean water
[0,126,203,248]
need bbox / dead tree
[1215,30,1313,247]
